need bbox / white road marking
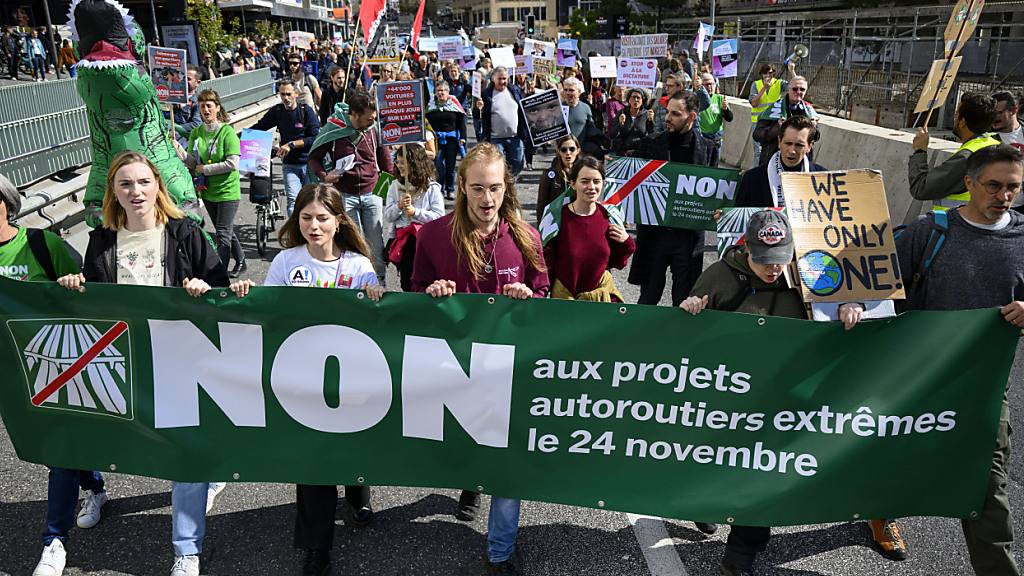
[627,513,689,576]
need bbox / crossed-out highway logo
[6,319,134,420]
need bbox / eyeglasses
[559,146,577,153]
[468,184,505,197]
[289,61,301,65]
[979,180,1022,195]
[791,87,807,93]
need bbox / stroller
[248,161,281,256]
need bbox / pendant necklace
[484,247,494,274]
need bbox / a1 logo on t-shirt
[289,266,313,287]
[338,273,353,288]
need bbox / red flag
[410,0,426,53]
[358,0,386,44]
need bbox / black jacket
[480,84,528,143]
[734,161,828,208]
[628,129,712,288]
[83,217,229,288]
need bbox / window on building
[537,6,546,20]
[501,7,515,21]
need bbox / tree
[253,20,284,43]
[568,9,598,40]
[186,0,238,55]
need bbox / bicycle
[248,165,281,256]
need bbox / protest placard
[147,46,188,105]
[375,81,426,146]
[532,57,554,80]
[418,37,439,53]
[716,207,782,256]
[364,33,401,65]
[301,60,318,80]
[616,58,658,90]
[943,0,985,58]
[589,56,617,78]
[239,129,274,178]
[781,170,905,303]
[472,71,483,98]
[694,22,715,60]
[437,37,463,60]
[525,39,555,60]
[712,40,739,78]
[619,34,668,59]
[160,23,199,66]
[513,54,533,75]
[489,46,516,69]
[461,45,478,71]
[914,56,963,114]
[288,31,314,50]
[520,89,570,147]
[556,38,577,68]
[602,155,740,231]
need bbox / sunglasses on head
[560,146,577,153]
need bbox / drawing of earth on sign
[604,157,671,225]
[798,250,843,297]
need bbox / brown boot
[868,518,908,561]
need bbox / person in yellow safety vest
[747,62,795,168]
[909,92,1000,211]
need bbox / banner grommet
[757,318,766,326]
[726,517,734,523]
[477,485,484,492]
[357,292,365,300]
[852,513,860,519]
[597,500,605,508]
[233,472,240,480]
[219,291,228,298]
[619,307,627,315]
[109,464,117,471]
[487,297,495,304]
[357,476,365,484]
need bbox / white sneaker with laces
[76,490,107,529]
[32,540,66,576]
[206,482,226,513]
[170,555,200,576]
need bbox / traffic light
[527,14,535,35]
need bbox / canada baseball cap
[745,210,794,265]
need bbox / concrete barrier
[720,97,962,225]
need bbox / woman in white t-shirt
[228,181,381,576]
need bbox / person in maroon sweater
[544,156,635,301]
[410,142,548,575]
[308,88,395,280]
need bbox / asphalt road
[3,126,1024,576]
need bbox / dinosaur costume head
[69,0,197,226]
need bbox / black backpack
[26,228,83,281]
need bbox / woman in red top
[544,156,635,302]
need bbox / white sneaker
[76,491,107,529]
[32,540,66,576]
[206,482,226,513]
[170,555,200,576]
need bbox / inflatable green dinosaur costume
[68,0,198,226]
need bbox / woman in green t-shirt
[174,89,246,277]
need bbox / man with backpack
[681,209,866,576]
[896,144,1024,576]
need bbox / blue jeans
[435,137,460,194]
[32,55,46,79]
[343,193,385,279]
[282,163,307,217]
[491,137,524,175]
[487,497,521,563]
[43,469,104,545]
[172,482,210,556]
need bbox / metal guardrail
[0,68,276,189]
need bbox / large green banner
[0,277,1016,527]
[602,155,739,231]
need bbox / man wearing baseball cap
[680,209,864,575]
